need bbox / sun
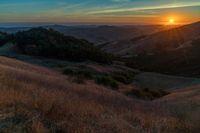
[169,18,175,24]
[162,15,181,25]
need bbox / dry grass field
[0,56,199,133]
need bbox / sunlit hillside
[0,56,199,133]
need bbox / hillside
[101,21,200,55]
[132,21,200,54]
[125,36,200,77]
[99,21,200,77]
[0,56,199,132]
[4,28,112,64]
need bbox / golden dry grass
[0,56,199,133]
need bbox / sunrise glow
[169,18,175,24]
[0,0,199,25]
[162,15,181,25]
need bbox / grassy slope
[0,56,199,133]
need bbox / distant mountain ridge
[0,24,165,45]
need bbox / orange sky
[0,0,200,25]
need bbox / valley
[0,0,200,132]
[0,22,199,133]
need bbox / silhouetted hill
[132,21,200,54]
[0,27,31,33]
[47,25,165,45]
[101,21,200,55]
[0,25,165,45]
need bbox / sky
[0,0,200,25]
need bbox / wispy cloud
[89,2,200,15]
[0,0,199,24]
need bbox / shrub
[0,32,10,46]
[111,71,135,84]
[126,88,169,100]
[63,66,95,79]
[95,75,118,89]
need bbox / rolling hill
[101,21,200,55]
[2,28,113,64]
[124,32,200,77]
[99,21,200,77]
[0,56,199,132]
[46,25,165,45]
[0,25,165,45]
[0,24,199,132]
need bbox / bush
[0,32,9,46]
[63,66,96,79]
[63,67,119,89]
[126,88,169,100]
[111,71,135,84]
[95,75,118,89]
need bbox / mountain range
[0,25,166,45]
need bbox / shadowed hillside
[125,36,200,77]
[101,21,200,55]
[5,28,113,64]
[100,22,200,77]
[132,21,200,54]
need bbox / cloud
[89,2,200,15]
